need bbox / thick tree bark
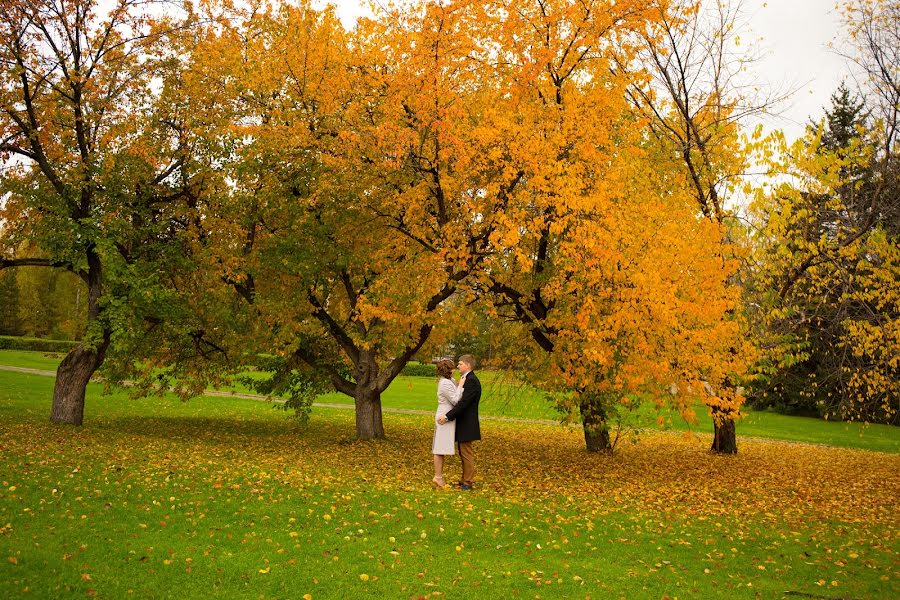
[50,335,110,426]
[50,247,108,426]
[353,351,385,440]
[711,407,738,454]
[579,395,612,453]
[354,386,385,440]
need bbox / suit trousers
[458,441,476,485]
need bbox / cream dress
[432,377,461,455]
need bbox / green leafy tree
[0,0,203,424]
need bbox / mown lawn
[2,349,898,453]
[1,370,898,599]
[0,350,67,373]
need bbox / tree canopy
[2,0,894,444]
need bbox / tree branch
[290,345,356,397]
[307,289,361,365]
[0,257,71,271]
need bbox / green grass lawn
[0,349,66,372]
[317,370,560,420]
[1,369,898,598]
[2,349,897,453]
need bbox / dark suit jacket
[445,371,481,442]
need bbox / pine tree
[819,84,868,152]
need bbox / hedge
[401,362,438,378]
[0,335,78,353]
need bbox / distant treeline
[0,268,86,340]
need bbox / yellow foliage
[748,112,898,422]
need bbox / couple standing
[431,355,481,490]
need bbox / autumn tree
[748,104,898,423]
[13,264,86,339]
[0,0,205,424]
[610,0,771,453]
[339,0,745,447]
[748,0,899,424]
[419,0,749,452]
[748,87,867,414]
[174,0,505,440]
[0,268,21,335]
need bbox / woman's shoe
[432,476,446,488]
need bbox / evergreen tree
[818,84,868,152]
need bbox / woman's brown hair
[436,359,455,379]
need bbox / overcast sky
[745,0,848,140]
[325,0,852,143]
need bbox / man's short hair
[458,354,477,368]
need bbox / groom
[438,354,481,490]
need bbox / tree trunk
[50,335,110,426]
[580,395,612,453]
[355,386,385,440]
[352,350,385,440]
[711,407,737,454]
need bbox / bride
[431,359,462,487]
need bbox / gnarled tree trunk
[580,394,612,453]
[50,335,110,426]
[50,249,108,426]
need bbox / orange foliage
[174,0,754,443]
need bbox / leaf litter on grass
[1,406,897,598]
